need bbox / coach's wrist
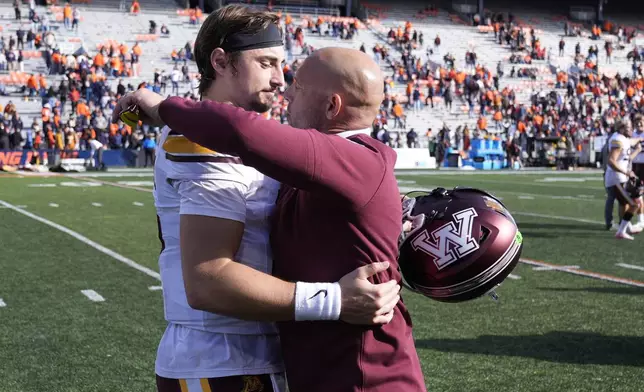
[294,282,342,321]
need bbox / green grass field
[0,169,643,392]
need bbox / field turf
[0,169,642,392]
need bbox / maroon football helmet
[398,187,523,302]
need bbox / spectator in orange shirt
[26,74,38,96]
[392,102,404,128]
[130,0,140,15]
[477,115,487,132]
[63,2,72,30]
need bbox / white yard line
[148,286,163,291]
[394,170,603,176]
[132,202,145,207]
[91,203,103,207]
[398,186,599,202]
[0,200,160,281]
[507,274,521,280]
[75,177,153,193]
[616,263,644,272]
[63,173,154,178]
[28,183,57,187]
[81,289,105,302]
[513,212,604,225]
[48,203,59,208]
[532,265,580,271]
[520,258,644,288]
[399,175,603,191]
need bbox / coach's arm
[180,215,399,324]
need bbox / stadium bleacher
[0,0,643,169]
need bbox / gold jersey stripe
[200,379,212,392]
[178,379,189,392]
[163,136,216,155]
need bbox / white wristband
[294,282,342,321]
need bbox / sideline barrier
[0,149,139,168]
[1,149,435,170]
[394,148,436,169]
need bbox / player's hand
[112,89,165,127]
[338,262,401,325]
[628,170,637,178]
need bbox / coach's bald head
[284,47,384,133]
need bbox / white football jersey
[633,130,644,164]
[604,133,631,187]
[153,126,284,379]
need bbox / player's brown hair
[194,4,280,96]
[614,119,628,135]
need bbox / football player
[117,6,401,392]
[604,120,643,240]
[631,114,644,227]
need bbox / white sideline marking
[397,186,597,203]
[518,195,534,200]
[394,170,604,176]
[537,177,588,182]
[507,274,521,280]
[0,298,6,307]
[28,183,57,187]
[48,203,59,208]
[64,172,154,178]
[513,212,604,225]
[81,289,105,302]
[117,181,154,187]
[532,265,580,271]
[616,263,644,272]
[148,285,163,291]
[578,195,594,198]
[91,202,103,207]
[132,202,145,207]
[75,177,153,193]
[0,200,161,281]
[433,176,602,191]
[520,258,644,288]
[60,181,102,188]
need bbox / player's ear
[210,48,228,76]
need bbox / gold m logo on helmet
[410,208,480,270]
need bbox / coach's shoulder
[349,134,397,165]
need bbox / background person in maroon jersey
[114,47,426,392]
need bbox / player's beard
[247,91,275,114]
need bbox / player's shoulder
[156,126,254,184]
[610,133,627,145]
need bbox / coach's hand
[112,89,165,127]
[338,262,401,325]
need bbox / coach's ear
[325,93,342,120]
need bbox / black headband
[220,23,283,53]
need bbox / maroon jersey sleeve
[158,97,389,208]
